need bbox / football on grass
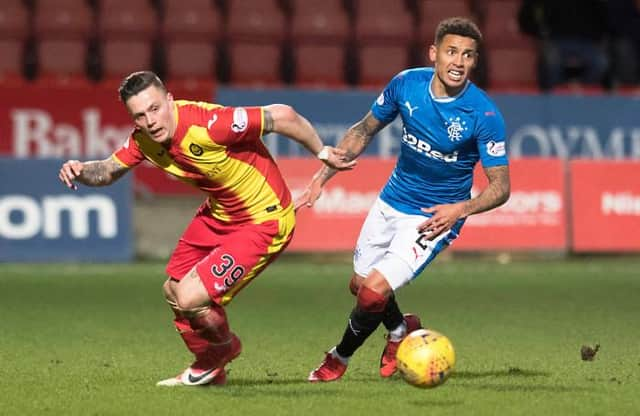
[396,328,455,388]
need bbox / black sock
[382,295,404,331]
[335,307,384,358]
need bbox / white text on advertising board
[0,194,117,239]
[602,192,640,216]
[12,109,130,158]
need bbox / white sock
[388,321,407,342]
[329,346,349,364]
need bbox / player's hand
[418,202,465,240]
[59,160,84,190]
[320,146,357,171]
[294,176,324,211]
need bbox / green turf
[1,255,639,415]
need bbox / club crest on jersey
[444,116,468,142]
[231,107,248,132]
[189,143,204,156]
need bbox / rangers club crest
[444,116,468,142]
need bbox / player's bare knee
[162,279,177,303]
[356,285,388,312]
[349,274,364,296]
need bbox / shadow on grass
[453,367,550,379]
[407,399,465,407]
[459,383,592,393]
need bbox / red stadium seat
[290,0,350,44]
[98,0,157,40]
[481,0,537,49]
[293,44,347,88]
[97,0,158,83]
[165,41,217,81]
[357,44,410,88]
[34,0,94,40]
[0,0,29,83]
[161,0,222,82]
[162,0,223,41]
[0,41,25,84]
[352,0,414,45]
[486,47,538,91]
[33,0,94,84]
[37,40,91,86]
[228,42,283,86]
[417,0,474,44]
[101,40,154,83]
[226,0,287,42]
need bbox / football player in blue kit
[296,17,511,382]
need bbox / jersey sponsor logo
[445,116,468,142]
[402,128,459,162]
[486,140,506,157]
[189,143,204,156]
[231,108,248,133]
[404,101,419,117]
[207,114,218,129]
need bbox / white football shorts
[353,197,462,291]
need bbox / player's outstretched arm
[294,111,386,210]
[59,157,130,190]
[262,104,355,171]
[419,165,510,239]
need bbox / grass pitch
[1,255,638,415]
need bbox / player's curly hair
[118,70,167,102]
[435,17,482,46]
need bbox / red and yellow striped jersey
[112,100,292,224]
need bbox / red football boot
[379,313,422,377]
[308,352,347,382]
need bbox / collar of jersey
[428,77,470,103]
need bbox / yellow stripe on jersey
[219,204,295,305]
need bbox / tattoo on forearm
[464,165,510,216]
[79,159,125,186]
[339,112,384,161]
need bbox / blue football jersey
[371,67,508,216]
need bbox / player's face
[125,85,176,144]
[429,34,478,96]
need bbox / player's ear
[428,44,437,64]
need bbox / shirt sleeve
[476,107,509,168]
[207,106,264,146]
[370,72,403,124]
[112,133,145,168]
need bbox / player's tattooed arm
[59,157,130,189]
[462,165,511,216]
[79,158,129,186]
[340,111,385,161]
[315,111,386,184]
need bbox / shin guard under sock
[382,295,404,331]
[336,286,388,358]
[188,304,231,345]
[167,299,210,356]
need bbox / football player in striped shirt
[58,71,355,386]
